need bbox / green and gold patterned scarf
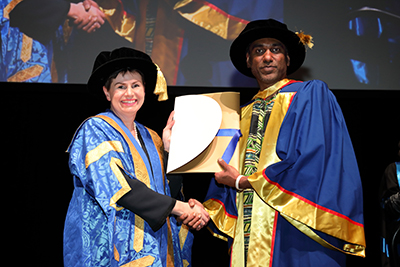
[242,89,281,261]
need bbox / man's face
[246,38,290,89]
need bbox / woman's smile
[121,99,138,105]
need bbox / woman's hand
[162,111,175,152]
[172,199,210,231]
[185,198,210,227]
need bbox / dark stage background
[4,81,400,266]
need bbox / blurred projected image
[1,0,281,87]
[347,6,400,88]
[1,0,400,89]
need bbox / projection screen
[1,0,399,90]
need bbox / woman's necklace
[133,122,141,147]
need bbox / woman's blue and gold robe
[64,111,193,267]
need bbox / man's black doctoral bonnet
[230,19,308,77]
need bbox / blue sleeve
[68,118,130,216]
[266,80,364,225]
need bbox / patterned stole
[242,89,281,261]
[145,0,158,56]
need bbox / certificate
[167,92,240,173]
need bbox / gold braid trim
[7,65,43,82]
[3,0,23,19]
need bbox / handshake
[67,0,106,33]
[173,199,210,231]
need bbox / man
[203,19,366,266]
[379,141,400,267]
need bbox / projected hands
[68,0,106,33]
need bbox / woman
[63,47,209,267]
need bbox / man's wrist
[235,175,244,191]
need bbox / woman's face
[103,71,145,119]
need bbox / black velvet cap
[87,47,157,94]
[230,19,306,77]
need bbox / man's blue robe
[204,80,366,266]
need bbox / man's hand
[68,2,105,33]
[215,158,240,187]
[82,0,100,11]
[186,198,210,227]
[215,158,251,190]
[174,198,210,231]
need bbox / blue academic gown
[63,111,193,267]
[204,80,366,266]
[1,0,52,82]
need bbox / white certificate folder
[167,92,241,174]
